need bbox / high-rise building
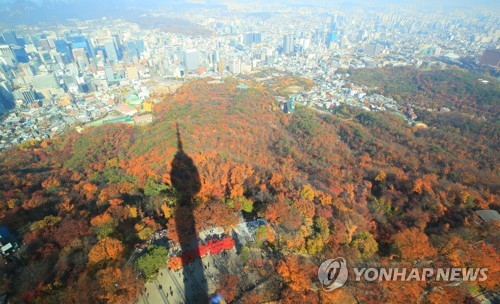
[13,87,36,104]
[253,33,262,44]
[0,81,14,112]
[243,34,253,47]
[364,42,384,56]
[103,39,118,63]
[217,59,225,73]
[39,52,53,64]
[36,38,51,51]
[112,35,123,60]
[125,40,138,60]
[68,35,94,58]
[72,48,89,69]
[103,65,114,83]
[11,46,29,63]
[229,59,241,74]
[326,31,338,47]
[2,31,18,46]
[243,33,262,47]
[54,40,73,63]
[51,51,65,66]
[16,37,26,48]
[313,28,325,46]
[62,76,79,94]
[212,50,220,64]
[136,39,145,56]
[184,49,200,71]
[282,35,295,54]
[0,45,16,66]
[19,63,35,77]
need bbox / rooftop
[475,210,500,224]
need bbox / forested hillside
[0,76,498,303]
[349,67,500,120]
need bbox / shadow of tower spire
[170,123,209,303]
[170,122,201,205]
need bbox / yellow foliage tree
[300,184,315,201]
[375,170,386,182]
[88,237,124,264]
[127,206,138,218]
[160,203,172,219]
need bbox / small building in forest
[0,226,19,258]
[475,209,500,225]
[284,94,299,114]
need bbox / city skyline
[0,2,498,303]
[0,2,498,150]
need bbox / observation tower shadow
[170,123,209,303]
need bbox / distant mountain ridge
[0,0,497,25]
[0,0,226,25]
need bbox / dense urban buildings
[0,1,498,303]
[0,7,498,150]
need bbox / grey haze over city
[0,0,498,24]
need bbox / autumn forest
[0,67,498,303]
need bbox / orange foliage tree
[277,255,317,292]
[88,237,124,264]
[393,228,437,261]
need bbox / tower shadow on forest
[170,123,209,304]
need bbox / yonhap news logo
[318,257,489,292]
[318,257,348,291]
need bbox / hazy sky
[0,0,497,26]
[0,0,497,7]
